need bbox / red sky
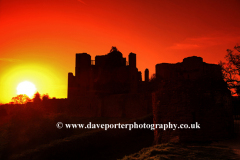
[0,0,240,103]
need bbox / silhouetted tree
[150,74,156,82]
[42,94,50,102]
[149,74,158,92]
[11,94,32,104]
[33,92,41,103]
[220,45,240,95]
[41,94,50,109]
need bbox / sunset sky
[0,0,240,103]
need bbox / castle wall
[68,49,143,97]
[153,57,234,143]
[65,93,152,118]
[68,94,102,117]
[145,69,149,82]
[129,52,136,68]
[152,83,233,143]
[156,56,223,81]
[124,93,152,117]
[102,93,152,117]
[95,55,106,67]
[101,94,124,117]
[67,72,76,98]
[75,53,91,77]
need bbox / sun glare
[17,81,37,97]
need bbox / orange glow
[0,0,240,103]
[0,63,66,103]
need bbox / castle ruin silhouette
[66,47,152,117]
[64,47,233,142]
[68,47,146,97]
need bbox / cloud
[0,58,21,62]
[168,33,240,50]
[77,0,86,4]
[169,43,200,50]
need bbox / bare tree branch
[220,45,240,95]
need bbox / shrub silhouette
[11,94,32,104]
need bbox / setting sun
[17,81,37,98]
